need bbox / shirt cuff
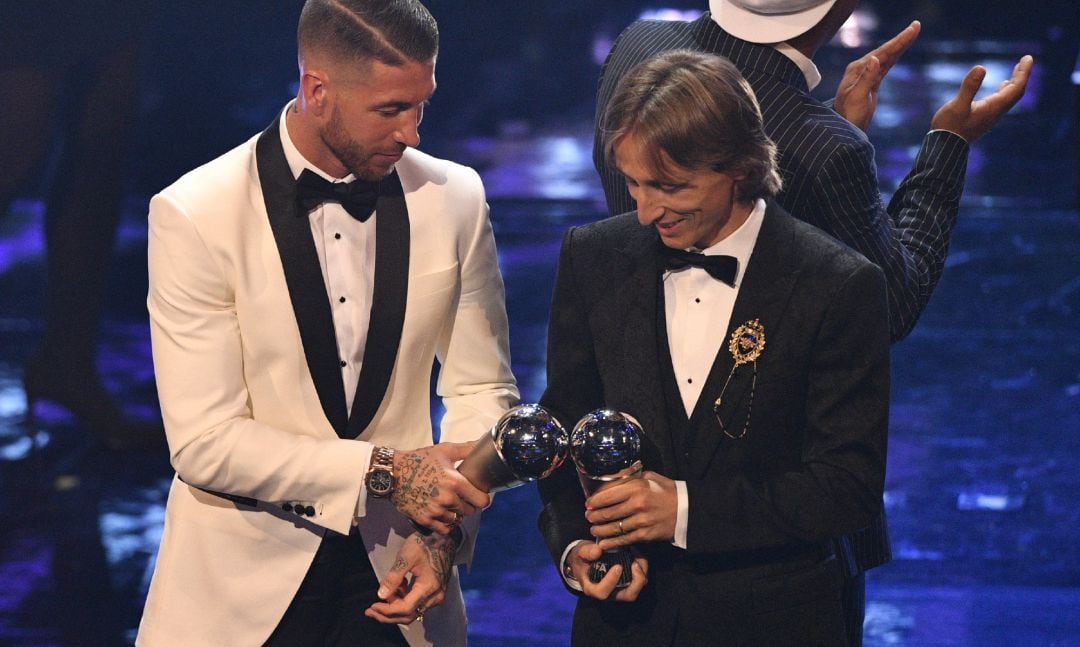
[352,442,377,521]
[928,128,969,144]
[560,539,587,592]
[672,480,688,549]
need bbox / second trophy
[569,409,643,589]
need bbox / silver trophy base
[589,545,635,588]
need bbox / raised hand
[931,55,1034,143]
[586,470,677,551]
[834,20,921,132]
[366,531,458,624]
[566,541,649,602]
[390,441,491,534]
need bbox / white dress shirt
[279,105,375,415]
[280,105,379,514]
[665,199,765,548]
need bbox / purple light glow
[638,9,704,22]
[0,200,46,274]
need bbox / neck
[285,101,349,178]
[727,199,755,235]
[703,199,755,249]
[785,33,820,59]
[786,23,834,59]
[786,0,857,59]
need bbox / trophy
[458,403,569,493]
[569,409,643,589]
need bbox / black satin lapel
[345,172,409,439]
[686,202,799,478]
[257,118,349,436]
[609,237,679,474]
[654,277,692,478]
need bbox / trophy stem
[576,461,643,497]
[458,430,522,493]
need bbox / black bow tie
[295,169,379,222]
[661,247,738,286]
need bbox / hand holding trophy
[569,409,643,589]
[458,403,569,493]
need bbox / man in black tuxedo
[538,49,889,645]
[591,2,1032,642]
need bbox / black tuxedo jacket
[594,12,969,343]
[538,203,889,645]
[591,12,969,577]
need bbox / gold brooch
[729,319,766,366]
[714,319,765,440]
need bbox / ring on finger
[451,510,461,526]
[617,519,625,535]
[415,604,425,622]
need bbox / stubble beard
[322,107,394,182]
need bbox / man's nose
[635,191,663,225]
[395,112,421,148]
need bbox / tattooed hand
[390,441,490,534]
[365,531,460,625]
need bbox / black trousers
[264,531,409,647]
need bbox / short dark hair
[601,50,781,201]
[297,0,439,67]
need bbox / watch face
[369,469,393,496]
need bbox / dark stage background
[1,2,1078,645]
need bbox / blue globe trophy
[569,409,643,589]
[458,404,569,493]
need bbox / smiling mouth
[655,216,689,233]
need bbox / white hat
[710,0,838,44]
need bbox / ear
[299,69,330,117]
[728,169,749,202]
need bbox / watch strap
[366,446,396,497]
[371,446,395,470]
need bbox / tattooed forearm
[416,533,457,585]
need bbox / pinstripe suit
[594,13,969,344]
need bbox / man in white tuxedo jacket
[137,2,518,645]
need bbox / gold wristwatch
[365,446,396,498]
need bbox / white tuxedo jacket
[137,120,518,646]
